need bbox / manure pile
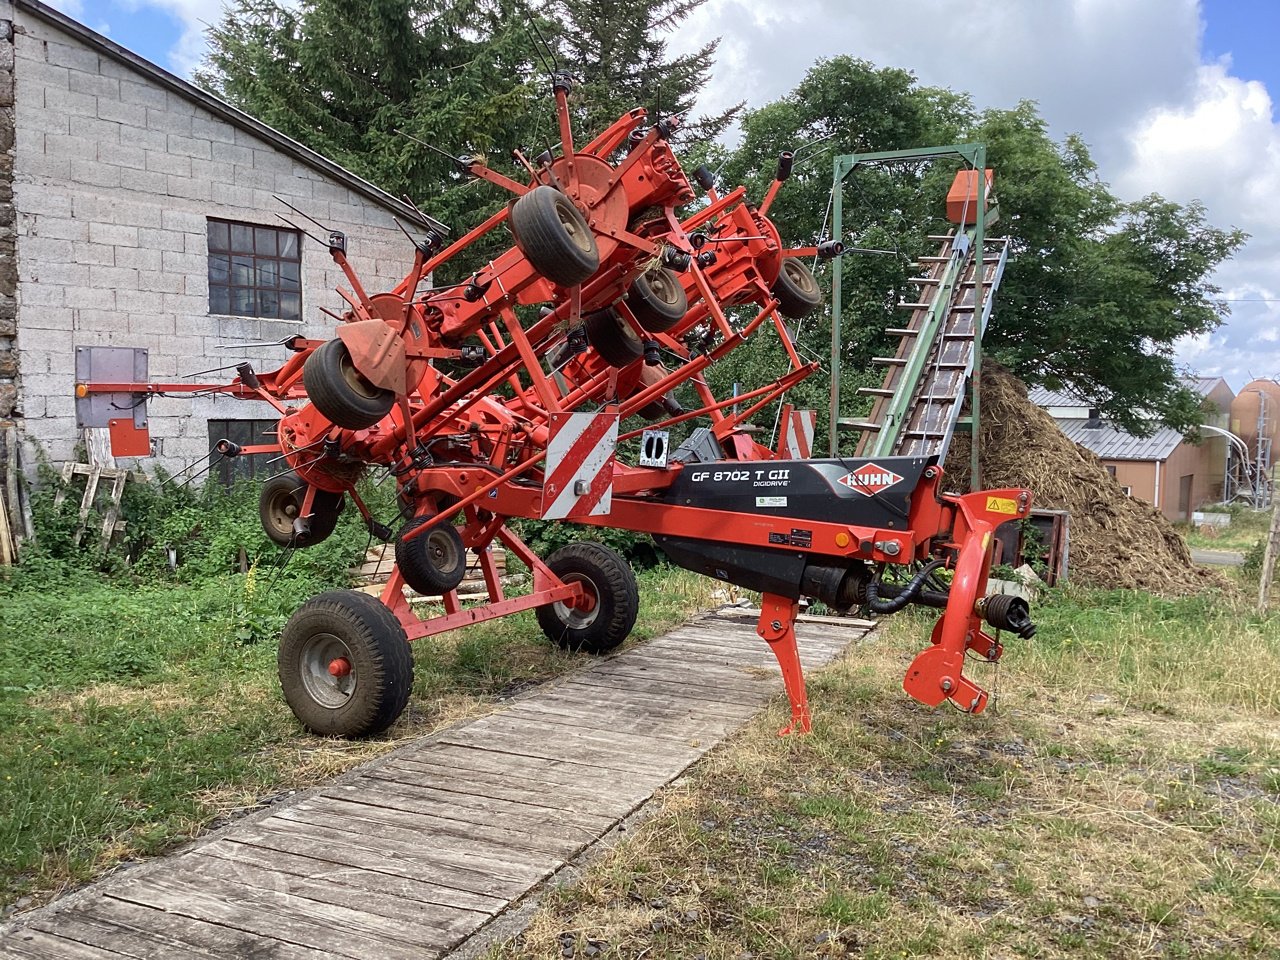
[944,364,1223,595]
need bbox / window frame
[207,418,281,486]
[206,218,303,322]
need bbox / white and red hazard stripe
[540,411,619,520]
[777,405,816,459]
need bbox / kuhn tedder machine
[77,79,1036,738]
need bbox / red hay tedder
[77,77,1036,738]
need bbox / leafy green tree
[198,0,734,249]
[541,0,736,141]
[713,57,1245,437]
[197,0,542,240]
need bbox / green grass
[1182,506,1272,553]
[490,587,1280,959]
[0,468,716,910]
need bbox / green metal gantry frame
[830,144,989,490]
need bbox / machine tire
[510,186,599,287]
[302,338,395,430]
[278,590,413,737]
[395,514,467,595]
[536,542,639,654]
[585,307,643,367]
[259,471,344,548]
[771,258,823,319]
[627,266,687,332]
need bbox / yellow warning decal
[986,496,1020,515]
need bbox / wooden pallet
[0,607,874,959]
[52,462,133,551]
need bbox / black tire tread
[536,542,639,655]
[278,590,413,738]
[771,259,823,319]
[395,514,467,595]
[585,308,642,368]
[510,186,599,287]
[628,267,687,333]
[259,472,344,548]
[302,339,395,431]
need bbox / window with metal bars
[207,419,280,486]
[207,219,302,321]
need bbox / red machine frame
[78,79,1035,738]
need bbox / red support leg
[757,593,811,736]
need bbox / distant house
[1030,376,1235,521]
[0,0,429,480]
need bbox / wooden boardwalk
[0,607,872,959]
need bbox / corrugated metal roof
[1027,386,1087,408]
[1181,375,1226,398]
[1055,418,1183,461]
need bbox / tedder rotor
[77,77,1037,738]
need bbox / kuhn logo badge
[837,464,904,495]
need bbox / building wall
[6,5,415,472]
[1160,440,1213,520]
[0,11,15,420]
[1104,459,1157,506]
[1104,442,1218,521]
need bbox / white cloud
[116,0,228,74]
[133,0,1279,387]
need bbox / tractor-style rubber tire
[259,472,344,548]
[278,590,413,737]
[302,338,395,431]
[509,186,599,287]
[536,542,639,654]
[628,267,687,333]
[585,307,643,367]
[771,258,823,319]
[395,514,467,595]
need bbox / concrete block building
[0,0,428,477]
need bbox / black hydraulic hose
[866,559,947,614]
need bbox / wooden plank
[52,462,74,509]
[586,652,776,691]
[27,909,223,960]
[614,645,786,679]
[73,465,102,547]
[0,928,133,959]
[568,669,773,707]
[202,840,504,917]
[70,895,344,960]
[438,721,701,777]
[233,818,535,899]
[582,659,775,699]
[279,795,580,861]
[363,758,648,818]
[2,425,28,543]
[178,855,470,953]
[455,712,707,759]
[403,740,657,793]
[107,873,430,960]
[534,679,758,720]
[99,472,127,552]
[496,700,743,745]
[257,809,557,885]
[504,681,753,727]
[0,477,12,567]
[626,633,774,662]
[325,778,615,843]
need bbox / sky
[43,0,1280,391]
